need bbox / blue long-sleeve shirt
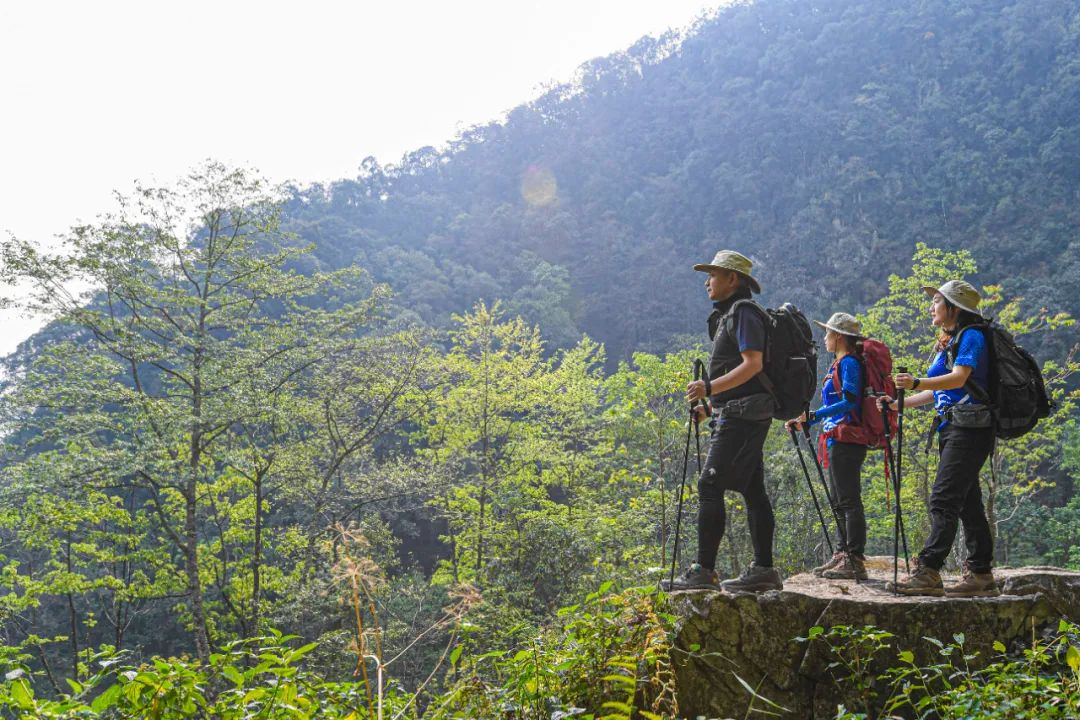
[808,355,861,445]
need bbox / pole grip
[693,359,710,414]
[896,366,908,410]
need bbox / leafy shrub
[0,630,411,719]
[430,583,678,720]
[800,620,1080,720]
[0,585,678,719]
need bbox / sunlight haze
[0,0,717,356]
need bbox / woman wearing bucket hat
[786,312,869,581]
[664,250,782,594]
[884,279,998,597]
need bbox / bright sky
[0,0,718,357]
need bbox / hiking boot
[661,563,720,591]
[822,554,868,581]
[813,552,847,577]
[886,558,944,597]
[721,563,784,593]
[945,565,1000,598]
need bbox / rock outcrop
[666,558,1080,719]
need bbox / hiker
[884,280,999,597]
[786,313,869,581]
[665,250,782,593]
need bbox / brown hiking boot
[945,565,1000,598]
[822,554,868,581]
[886,558,944,596]
[813,552,846,577]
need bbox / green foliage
[801,621,1080,720]
[433,584,678,720]
[0,630,409,719]
[418,301,607,600]
[603,349,704,573]
[0,586,678,720]
[796,625,896,716]
[881,622,1080,719]
[0,163,424,669]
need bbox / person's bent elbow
[742,350,764,375]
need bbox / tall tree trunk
[185,482,211,664]
[65,538,80,679]
[251,471,263,637]
[188,355,211,664]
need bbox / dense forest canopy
[280,0,1080,364]
[1,0,1079,717]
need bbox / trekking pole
[874,393,910,592]
[893,366,910,590]
[802,424,861,584]
[692,361,706,487]
[668,361,708,587]
[789,425,833,555]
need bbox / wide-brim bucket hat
[692,250,761,294]
[813,312,865,338]
[922,280,983,317]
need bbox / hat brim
[813,319,865,338]
[692,264,761,294]
[922,286,982,317]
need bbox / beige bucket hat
[813,312,865,338]
[693,250,761,294]
[922,279,983,316]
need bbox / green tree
[0,163,415,665]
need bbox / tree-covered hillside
[285,0,1080,362]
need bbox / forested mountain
[282,0,1080,362]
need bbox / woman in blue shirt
[886,280,998,598]
[786,312,868,580]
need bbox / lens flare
[521,165,558,207]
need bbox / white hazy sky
[0,0,718,357]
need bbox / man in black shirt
[664,250,783,593]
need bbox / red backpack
[825,339,897,449]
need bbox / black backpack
[948,323,1053,439]
[729,300,818,421]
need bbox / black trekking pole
[668,361,708,587]
[874,393,910,592]
[789,425,834,555]
[893,367,912,591]
[802,424,861,584]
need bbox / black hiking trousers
[827,441,868,558]
[696,416,773,571]
[919,424,995,573]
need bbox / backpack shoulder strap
[725,298,769,323]
[721,299,771,351]
[945,324,992,404]
[829,359,841,393]
[835,355,864,418]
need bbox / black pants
[696,416,773,570]
[919,425,995,573]
[827,441,868,557]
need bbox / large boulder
[666,559,1080,719]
